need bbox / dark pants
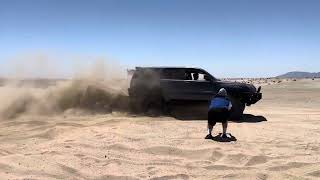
[208,108,230,126]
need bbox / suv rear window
[132,69,160,80]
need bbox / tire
[145,96,168,117]
[130,88,168,116]
[146,103,162,117]
[145,97,162,117]
[229,96,245,120]
[129,97,144,113]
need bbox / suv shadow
[235,114,267,123]
[169,104,267,122]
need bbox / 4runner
[128,67,262,119]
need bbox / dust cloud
[0,54,131,119]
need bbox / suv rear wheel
[145,96,169,117]
[129,97,143,113]
[130,90,168,116]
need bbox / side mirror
[204,74,212,81]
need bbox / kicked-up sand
[0,79,320,179]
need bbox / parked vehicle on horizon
[128,67,262,119]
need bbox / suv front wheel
[229,96,245,120]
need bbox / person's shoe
[205,134,213,139]
[221,133,228,138]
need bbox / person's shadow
[211,133,237,142]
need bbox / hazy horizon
[1,0,320,78]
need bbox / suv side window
[161,69,186,80]
[130,69,160,87]
[186,69,211,81]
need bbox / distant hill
[277,71,320,78]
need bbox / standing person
[205,88,232,139]
[192,73,199,80]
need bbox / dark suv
[128,67,262,119]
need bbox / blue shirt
[209,96,231,110]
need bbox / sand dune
[0,79,320,179]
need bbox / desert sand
[0,79,320,179]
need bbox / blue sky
[0,0,320,78]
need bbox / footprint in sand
[64,139,74,142]
[0,162,12,171]
[245,155,268,166]
[30,128,56,140]
[143,146,212,160]
[58,164,82,177]
[147,166,155,170]
[267,162,311,171]
[210,150,224,162]
[223,173,268,180]
[307,170,320,177]
[96,175,139,180]
[0,149,12,156]
[150,174,189,180]
[222,153,251,166]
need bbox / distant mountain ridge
[277,71,320,78]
